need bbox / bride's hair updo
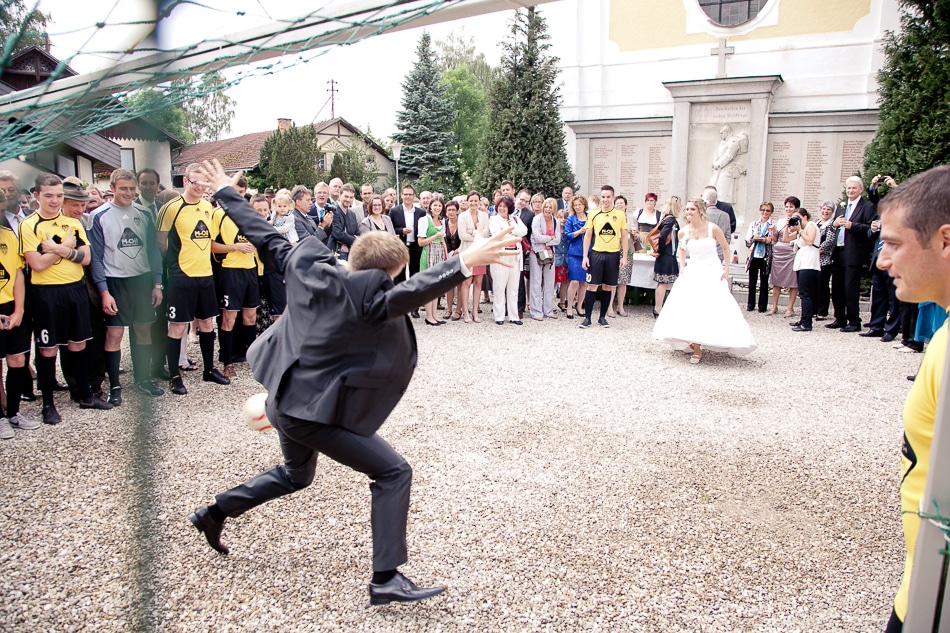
[686,197,708,220]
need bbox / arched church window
[698,0,768,27]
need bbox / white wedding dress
[652,223,757,356]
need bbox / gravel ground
[0,301,920,632]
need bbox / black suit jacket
[330,206,360,253]
[716,201,736,234]
[215,187,468,437]
[390,204,423,246]
[293,209,328,244]
[833,197,876,266]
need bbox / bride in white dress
[652,197,757,363]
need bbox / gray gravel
[0,302,918,631]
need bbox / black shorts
[106,274,157,327]
[0,301,30,356]
[166,275,218,323]
[586,251,621,287]
[218,267,260,311]
[30,281,93,348]
[260,271,286,315]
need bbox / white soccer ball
[243,393,272,431]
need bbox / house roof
[171,130,275,175]
[171,117,392,176]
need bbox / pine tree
[476,7,575,197]
[393,32,462,193]
[864,0,950,181]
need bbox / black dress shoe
[368,572,444,606]
[42,405,61,425]
[746,305,755,311]
[791,325,812,332]
[789,321,801,327]
[881,333,896,343]
[495,320,504,325]
[189,506,229,554]
[20,392,36,402]
[203,368,231,385]
[169,376,188,396]
[108,386,122,406]
[840,324,861,333]
[53,381,69,391]
[859,330,884,338]
[410,310,420,319]
[511,320,523,325]
[79,396,114,410]
[825,321,845,329]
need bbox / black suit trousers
[746,257,769,311]
[214,409,412,572]
[831,250,862,325]
[868,267,900,335]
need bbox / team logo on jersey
[901,431,917,484]
[0,243,7,255]
[236,232,249,243]
[133,216,142,227]
[0,262,9,294]
[117,227,144,260]
[598,221,617,240]
[191,220,211,250]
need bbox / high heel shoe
[653,309,660,318]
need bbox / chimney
[277,118,292,131]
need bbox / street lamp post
[391,141,403,197]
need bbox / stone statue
[709,124,748,203]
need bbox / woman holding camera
[789,208,820,332]
[768,196,801,316]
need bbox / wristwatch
[154,284,164,290]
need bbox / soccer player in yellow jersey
[0,190,39,438]
[156,163,230,395]
[875,165,950,632]
[211,205,259,378]
[579,184,629,328]
[20,174,113,425]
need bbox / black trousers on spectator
[831,249,862,326]
[817,265,832,317]
[867,267,900,335]
[408,243,422,278]
[900,302,923,351]
[747,257,769,311]
[517,271,527,316]
[796,268,819,328]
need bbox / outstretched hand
[197,159,242,193]
[460,226,521,269]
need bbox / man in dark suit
[861,175,901,340]
[516,189,533,318]
[556,186,573,212]
[703,185,736,234]
[291,185,332,242]
[188,159,519,605]
[827,175,876,332]
[389,184,425,291]
[330,184,360,260]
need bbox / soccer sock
[36,354,56,407]
[199,331,216,373]
[583,290,597,320]
[166,336,182,380]
[105,350,121,389]
[599,291,610,320]
[372,570,397,584]
[68,349,93,400]
[243,322,257,353]
[218,328,233,366]
[130,342,149,384]
[5,366,26,418]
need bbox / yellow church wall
[609,0,873,51]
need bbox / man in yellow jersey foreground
[875,165,950,632]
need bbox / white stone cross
[710,38,735,79]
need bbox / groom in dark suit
[188,160,518,606]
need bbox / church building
[559,0,898,248]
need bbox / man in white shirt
[0,171,27,236]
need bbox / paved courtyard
[0,303,918,631]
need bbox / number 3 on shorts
[167,306,176,320]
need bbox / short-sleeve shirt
[0,225,23,304]
[894,315,947,621]
[212,207,257,270]
[19,212,88,285]
[584,206,628,253]
[156,196,218,278]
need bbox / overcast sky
[38,0,575,141]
